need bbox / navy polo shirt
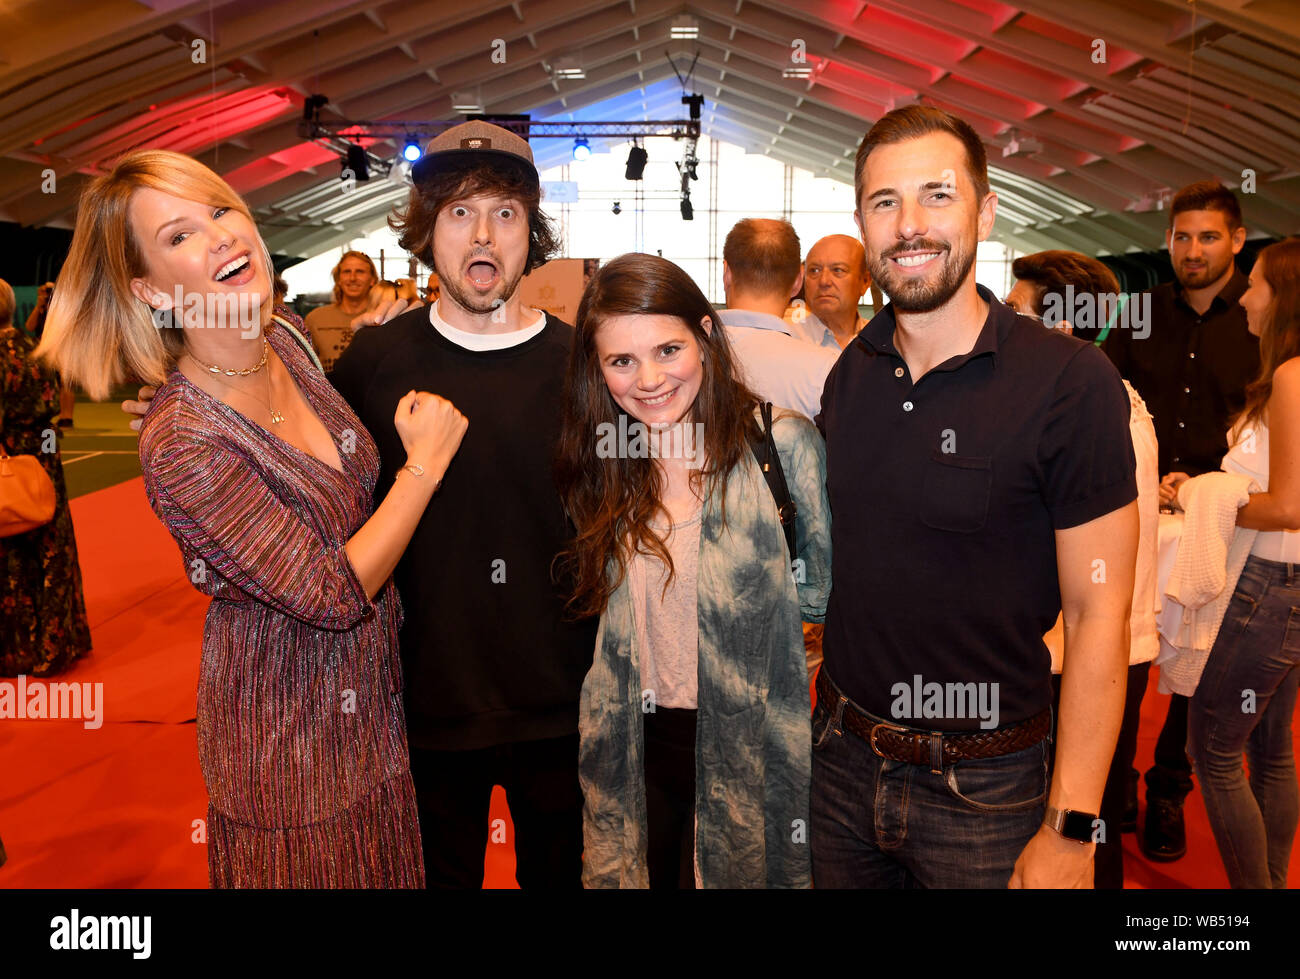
[816,285,1137,730]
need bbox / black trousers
[644,706,697,889]
[1146,692,1195,802]
[1050,660,1150,889]
[408,733,584,889]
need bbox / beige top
[304,303,357,372]
[628,502,703,710]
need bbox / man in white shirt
[719,218,839,421]
[787,234,871,351]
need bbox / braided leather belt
[816,669,1051,773]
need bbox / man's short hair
[1011,249,1120,343]
[722,218,801,296]
[390,161,559,275]
[1169,180,1243,232]
[854,105,990,208]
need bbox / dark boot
[1140,797,1187,861]
[1122,768,1139,833]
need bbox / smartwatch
[1044,805,1099,844]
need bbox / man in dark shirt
[813,105,1138,887]
[330,122,596,888]
[1102,180,1257,862]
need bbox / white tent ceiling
[2,0,1298,258]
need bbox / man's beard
[870,238,974,313]
[1176,251,1233,290]
[438,260,526,316]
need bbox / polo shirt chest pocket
[920,452,993,533]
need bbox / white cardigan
[1153,471,1260,695]
[1046,380,1160,672]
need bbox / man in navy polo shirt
[812,106,1139,888]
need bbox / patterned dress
[138,315,423,888]
[0,325,92,676]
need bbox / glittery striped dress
[138,319,423,888]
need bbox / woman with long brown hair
[1174,237,1300,887]
[556,253,831,888]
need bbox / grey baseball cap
[410,120,538,186]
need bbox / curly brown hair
[389,161,559,274]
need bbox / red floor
[1,477,1295,888]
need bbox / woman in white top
[1170,236,1300,888]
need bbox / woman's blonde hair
[35,149,272,399]
[0,278,14,327]
[394,278,421,303]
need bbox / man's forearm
[1052,615,1129,822]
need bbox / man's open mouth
[466,259,500,289]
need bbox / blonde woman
[37,150,467,887]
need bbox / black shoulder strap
[745,401,798,562]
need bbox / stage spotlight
[345,143,370,182]
[572,138,591,161]
[612,201,621,215]
[680,194,693,221]
[402,138,422,163]
[625,145,647,180]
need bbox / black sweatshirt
[329,308,597,751]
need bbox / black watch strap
[1045,805,1099,844]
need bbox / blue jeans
[810,672,1049,887]
[1188,554,1300,889]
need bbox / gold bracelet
[396,463,425,479]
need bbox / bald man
[788,234,870,350]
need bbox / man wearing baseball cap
[330,121,597,888]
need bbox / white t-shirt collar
[427,299,547,351]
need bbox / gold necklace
[189,340,286,425]
[192,337,269,377]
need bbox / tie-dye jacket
[579,408,832,888]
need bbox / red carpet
[1,477,1295,888]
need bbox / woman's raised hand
[393,390,467,473]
